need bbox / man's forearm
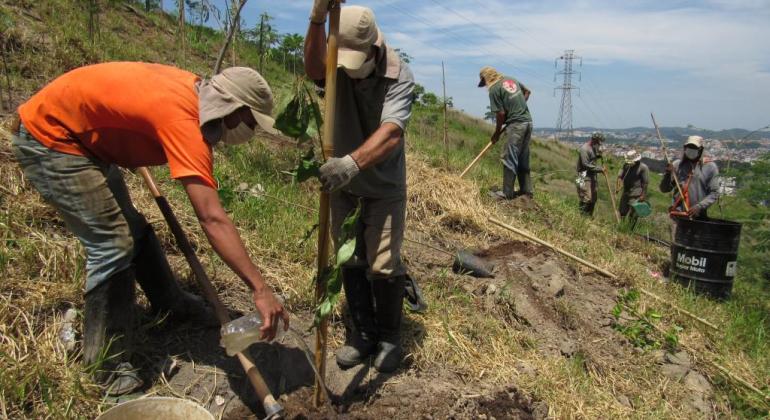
[304,22,327,80]
[350,123,403,170]
[200,217,267,292]
[524,90,531,101]
[493,111,506,137]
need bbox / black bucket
[670,217,742,299]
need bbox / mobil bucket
[671,217,742,299]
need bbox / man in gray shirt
[305,3,414,373]
[576,132,607,216]
[617,150,649,221]
[660,135,719,218]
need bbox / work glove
[310,0,343,24]
[319,154,360,192]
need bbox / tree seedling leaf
[294,148,322,183]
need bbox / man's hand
[491,132,502,144]
[639,194,646,202]
[252,287,289,341]
[687,205,701,218]
[319,154,360,192]
[310,0,344,24]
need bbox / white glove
[319,155,359,192]
[310,0,331,24]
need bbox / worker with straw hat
[617,149,650,221]
[576,132,607,216]
[478,65,534,199]
[305,3,415,373]
[10,63,288,395]
[660,135,720,234]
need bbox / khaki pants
[330,191,406,280]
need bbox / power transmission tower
[554,50,581,142]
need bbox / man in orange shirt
[10,62,288,395]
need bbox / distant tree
[412,83,425,103]
[186,0,219,39]
[484,105,496,122]
[444,96,454,108]
[421,92,439,107]
[394,48,412,64]
[243,12,279,73]
[280,33,304,74]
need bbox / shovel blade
[453,250,495,278]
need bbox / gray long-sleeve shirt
[618,162,649,198]
[576,142,603,177]
[659,159,720,213]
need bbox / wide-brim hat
[625,150,642,164]
[685,135,704,148]
[338,6,380,70]
[211,67,278,135]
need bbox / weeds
[612,289,681,351]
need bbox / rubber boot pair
[133,225,217,326]
[83,269,143,396]
[336,267,404,373]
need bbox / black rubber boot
[336,267,378,369]
[502,166,517,199]
[82,268,143,395]
[372,276,405,373]
[133,226,216,326]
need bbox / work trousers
[500,122,533,196]
[12,124,150,292]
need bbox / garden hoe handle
[314,0,342,407]
[136,167,284,419]
[460,141,494,178]
[651,113,689,213]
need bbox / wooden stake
[314,2,341,407]
[651,113,689,213]
[602,170,621,223]
[460,141,494,178]
[442,61,449,169]
[489,217,617,279]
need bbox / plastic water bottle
[220,312,283,356]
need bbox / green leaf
[611,303,623,319]
[336,237,357,266]
[294,148,322,183]
[274,85,310,139]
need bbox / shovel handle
[136,167,283,418]
[460,141,494,178]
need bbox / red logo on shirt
[502,79,518,94]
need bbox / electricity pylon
[554,50,581,142]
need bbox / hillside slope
[1,1,768,418]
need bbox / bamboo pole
[602,170,621,223]
[638,288,719,332]
[489,217,617,279]
[651,113,689,213]
[137,168,283,418]
[460,141,494,178]
[313,1,341,407]
[441,61,449,169]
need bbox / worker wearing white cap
[305,3,415,373]
[660,135,720,219]
[617,150,649,220]
[11,62,288,395]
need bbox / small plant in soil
[612,289,681,351]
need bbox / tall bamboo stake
[314,1,341,407]
[442,61,449,169]
[651,113,689,213]
[602,169,621,223]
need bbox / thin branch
[213,0,247,74]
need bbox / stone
[559,339,578,357]
[515,360,536,376]
[664,351,691,368]
[386,407,397,415]
[532,401,549,420]
[616,395,633,409]
[661,363,689,381]
[687,393,712,416]
[650,349,666,364]
[486,283,498,295]
[684,371,713,395]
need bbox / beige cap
[478,66,503,87]
[685,135,704,148]
[211,67,278,135]
[338,6,381,70]
[624,150,642,164]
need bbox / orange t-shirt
[18,62,216,188]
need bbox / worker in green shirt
[478,66,533,199]
[576,132,607,216]
[617,149,649,222]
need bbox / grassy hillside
[1,0,768,418]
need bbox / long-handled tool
[314,1,341,407]
[601,166,621,223]
[137,167,283,419]
[651,113,689,214]
[460,141,494,178]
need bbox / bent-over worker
[10,62,289,395]
[305,4,415,373]
[478,66,533,199]
[576,132,607,216]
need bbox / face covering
[221,120,255,145]
[684,148,700,161]
[344,57,376,79]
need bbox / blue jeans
[11,124,149,293]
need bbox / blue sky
[214,0,770,130]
